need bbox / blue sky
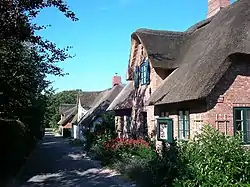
[35,0,235,92]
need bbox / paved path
[15,130,134,187]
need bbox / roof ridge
[135,28,185,37]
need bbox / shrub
[0,119,36,178]
[175,125,250,187]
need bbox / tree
[0,1,78,177]
[0,0,78,125]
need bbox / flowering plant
[103,138,150,152]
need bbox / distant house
[71,91,101,139]
[107,81,135,138]
[109,0,250,144]
[57,92,101,137]
[58,104,76,122]
[58,105,77,137]
[77,75,124,139]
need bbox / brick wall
[155,59,250,140]
[204,60,250,136]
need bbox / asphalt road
[15,129,134,187]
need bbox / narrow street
[14,129,133,187]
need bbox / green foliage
[0,119,36,178]
[88,124,250,187]
[175,125,250,187]
[84,112,116,151]
[0,0,77,178]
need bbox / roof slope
[107,81,134,111]
[147,0,250,105]
[70,113,78,124]
[132,29,186,69]
[59,104,76,114]
[79,84,124,125]
[79,91,101,109]
[57,106,77,126]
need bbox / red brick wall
[204,60,250,136]
[155,58,250,140]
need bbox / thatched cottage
[58,75,124,138]
[109,0,250,143]
[73,75,124,138]
[107,81,135,138]
[57,92,100,137]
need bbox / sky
[35,0,236,92]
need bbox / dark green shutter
[134,66,139,88]
[145,60,150,85]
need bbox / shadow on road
[16,131,132,187]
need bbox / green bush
[89,134,178,187]
[0,119,36,178]
[88,122,250,187]
[175,125,250,187]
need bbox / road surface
[15,129,134,187]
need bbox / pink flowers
[103,138,150,151]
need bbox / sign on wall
[156,117,174,143]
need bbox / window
[134,66,140,88]
[140,59,150,85]
[233,108,250,143]
[160,112,169,117]
[178,110,190,139]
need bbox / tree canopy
[0,0,78,176]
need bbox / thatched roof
[132,29,186,69]
[79,91,101,109]
[107,81,134,111]
[70,113,78,124]
[79,84,124,125]
[59,104,76,114]
[147,0,250,106]
[57,106,77,126]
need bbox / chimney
[207,0,230,18]
[112,73,122,87]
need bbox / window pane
[184,111,189,120]
[178,111,183,120]
[179,120,183,130]
[235,109,243,120]
[246,110,250,120]
[179,130,184,139]
[235,121,243,132]
[245,110,250,143]
[184,130,190,138]
[184,120,189,131]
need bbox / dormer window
[140,59,150,85]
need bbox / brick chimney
[112,73,122,87]
[207,0,230,18]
